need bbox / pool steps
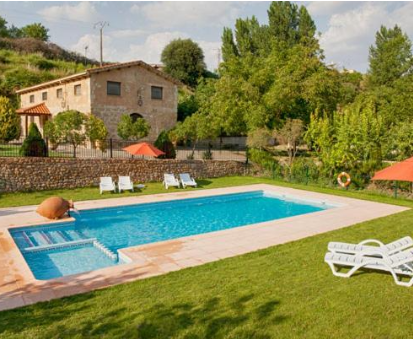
[92,240,117,260]
[19,229,118,261]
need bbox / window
[151,86,163,100]
[42,92,47,101]
[29,95,34,103]
[107,81,121,96]
[56,88,63,98]
[74,84,81,96]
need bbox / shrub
[248,148,276,171]
[19,123,47,157]
[0,96,20,142]
[86,115,108,142]
[154,130,176,159]
[202,149,213,160]
[117,114,150,140]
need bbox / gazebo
[372,156,413,197]
[16,103,51,136]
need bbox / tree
[246,128,272,150]
[221,27,239,62]
[0,15,9,38]
[368,25,413,87]
[304,101,385,178]
[19,123,47,157]
[154,130,176,159]
[85,115,108,151]
[7,25,22,38]
[173,112,220,158]
[117,115,150,140]
[267,1,299,46]
[21,23,49,41]
[161,38,206,87]
[85,115,108,143]
[274,119,303,168]
[0,96,20,142]
[44,110,87,157]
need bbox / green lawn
[1,176,413,338]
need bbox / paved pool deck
[0,184,409,311]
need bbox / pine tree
[221,27,238,62]
[20,123,47,157]
[267,1,299,46]
[368,25,413,87]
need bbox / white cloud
[321,3,387,53]
[71,33,117,62]
[71,31,220,70]
[109,29,147,39]
[318,2,413,70]
[125,31,190,64]
[134,2,241,28]
[306,2,352,17]
[38,2,100,23]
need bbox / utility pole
[94,21,109,66]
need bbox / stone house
[15,60,180,140]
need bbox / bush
[0,96,20,142]
[202,149,213,160]
[248,148,276,171]
[19,123,47,157]
[154,130,176,159]
[117,114,150,140]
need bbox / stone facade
[90,66,177,139]
[0,157,247,193]
[16,61,178,139]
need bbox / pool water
[11,191,332,280]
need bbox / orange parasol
[372,157,413,182]
[123,142,165,158]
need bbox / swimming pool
[10,190,333,280]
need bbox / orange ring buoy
[337,172,351,187]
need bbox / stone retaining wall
[0,157,247,193]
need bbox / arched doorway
[130,113,143,123]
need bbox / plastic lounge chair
[179,173,197,188]
[325,249,413,287]
[328,236,413,257]
[118,176,134,193]
[163,174,180,189]
[99,177,116,194]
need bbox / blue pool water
[11,191,332,280]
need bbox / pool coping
[0,184,409,311]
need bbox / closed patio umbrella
[123,142,165,158]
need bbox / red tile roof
[16,103,51,115]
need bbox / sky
[1,1,413,72]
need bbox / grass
[1,176,413,338]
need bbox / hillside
[0,38,98,106]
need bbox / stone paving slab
[0,184,409,311]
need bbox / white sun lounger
[118,176,134,193]
[179,173,197,188]
[99,177,116,194]
[163,174,180,189]
[328,236,413,257]
[325,249,413,287]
